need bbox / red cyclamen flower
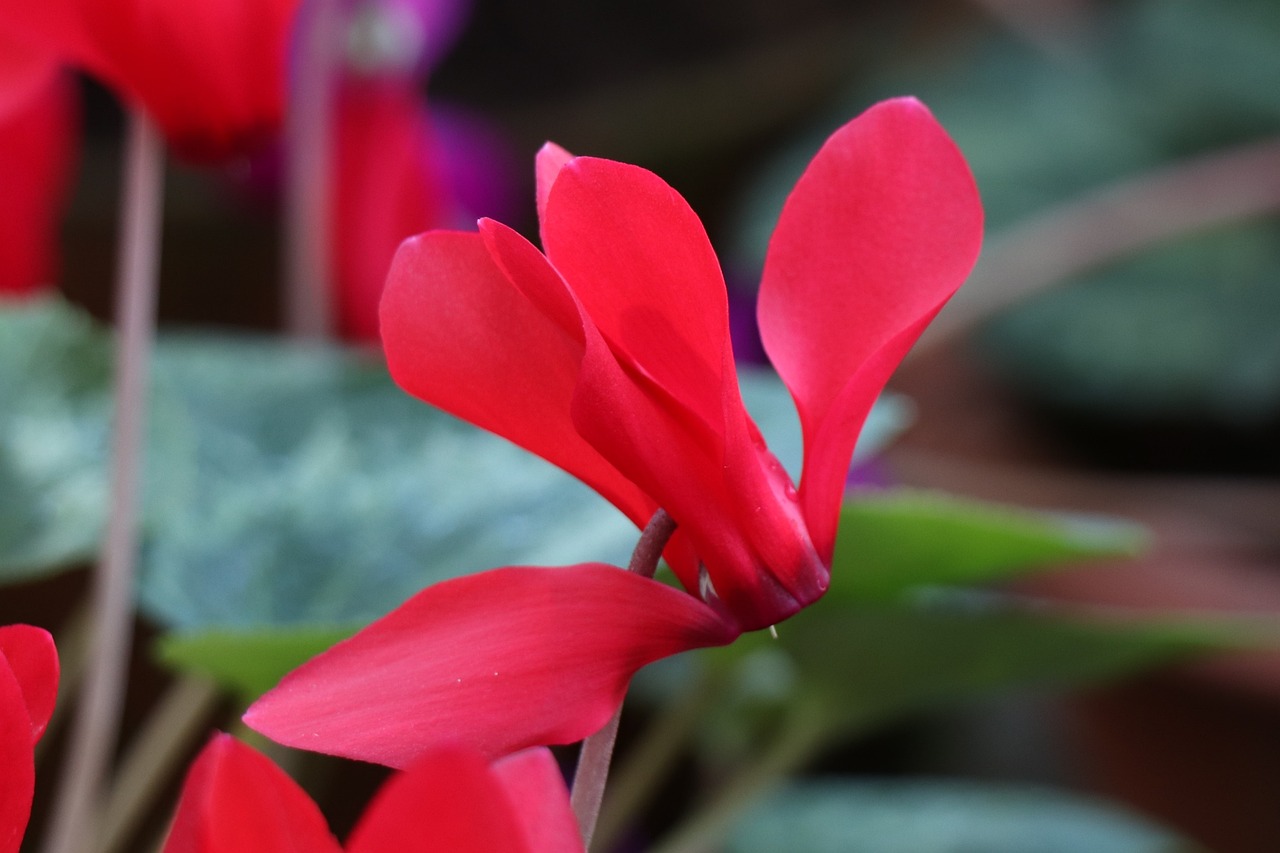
[245,98,983,766]
[163,734,584,853]
[1,624,59,853]
[0,0,299,161]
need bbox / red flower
[162,734,585,853]
[1,624,59,853]
[0,71,77,297]
[0,0,298,161]
[245,98,983,766]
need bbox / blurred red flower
[1,624,59,853]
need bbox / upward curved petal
[493,749,585,853]
[163,734,341,853]
[0,655,35,853]
[381,229,652,525]
[347,746,553,853]
[758,98,983,557]
[0,625,59,741]
[244,565,737,767]
[541,156,735,432]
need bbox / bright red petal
[0,70,77,297]
[758,98,983,558]
[243,565,737,767]
[333,82,456,342]
[162,734,340,853]
[493,748,585,853]
[541,156,736,432]
[0,624,59,742]
[381,229,653,525]
[346,745,534,853]
[0,655,35,853]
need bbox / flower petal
[346,745,540,853]
[0,624,59,741]
[244,565,737,767]
[493,749,585,853]
[0,70,77,297]
[541,156,735,431]
[381,229,652,525]
[757,98,983,557]
[162,734,341,853]
[534,141,573,229]
[333,82,454,342]
[0,655,35,853]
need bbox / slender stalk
[283,0,340,339]
[916,135,1280,356]
[99,677,223,853]
[651,701,831,853]
[42,112,165,853]
[571,510,677,848]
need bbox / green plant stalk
[41,111,165,853]
[651,699,833,853]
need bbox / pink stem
[42,112,165,853]
[283,0,341,339]
[571,510,677,848]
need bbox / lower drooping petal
[244,565,737,767]
[757,97,983,559]
[164,734,342,853]
[0,624,59,741]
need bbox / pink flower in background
[245,98,983,767]
[0,72,77,297]
[1,624,59,853]
[0,0,299,161]
[163,734,584,853]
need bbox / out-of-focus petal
[162,734,341,853]
[3,0,298,161]
[0,625,59,741]
[0,70,77,296]
[758,97,983,558]
[244,565,737,767]
[333,82,455,341]
[346,745,535,853]
[0,655,35,853]
[541,156,735,432]
[493,748,586,853]
[381,228,653,525]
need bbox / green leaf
[0,298,115,580]
[713,598,1263,738]
[832,489,1146,603]
[726,778,1197,853]
[137,333,640,630]
[155,625,361,703]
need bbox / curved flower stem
[592,666,727,852]
[42,112,165,853]
[571,509,677,848]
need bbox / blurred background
[6,0,1280,850]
